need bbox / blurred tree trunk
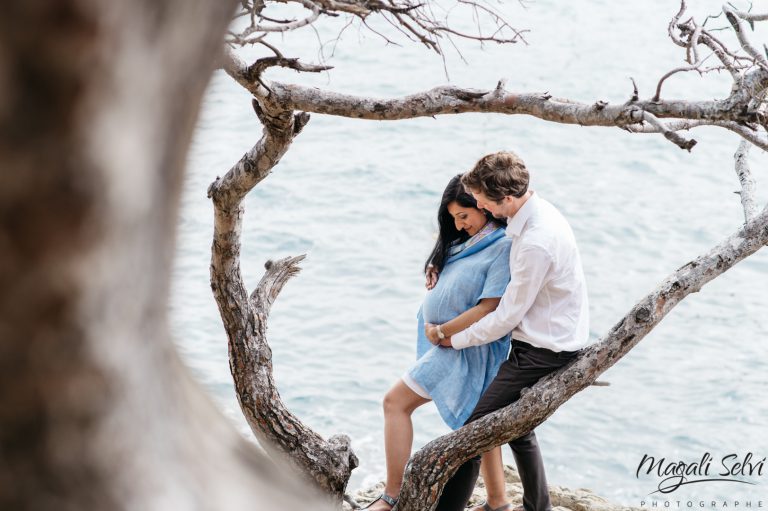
[0,1,330,510]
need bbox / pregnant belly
[422,285,461,325]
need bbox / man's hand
[424,323,453,348]
[425,265,439,290]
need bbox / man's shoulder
[523,198,577,250]
[515,236,554,260]
[528,198,573,231]
[534,197,569,222]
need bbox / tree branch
[208,91,357,499]
[250,254,307,314]
[260,79,767,124]
[721,121,768,151]
[724,5,768,71]
[228,0,526,53]
[639,110,697,150]
[729,10,768,22]
[734,140,759,223]
[668,0,688,48]
[653,24,709,102]
[619,119,768,151]
[243,0,320,34]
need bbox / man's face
[470,189,509,218]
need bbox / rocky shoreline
[344,465,638,511]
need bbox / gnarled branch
[208,89,357,499]
[734,140,759,223]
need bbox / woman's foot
[364,493,398,511]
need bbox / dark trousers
[435,340,579,511]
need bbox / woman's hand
[425,264,439,290]
[425,323,452,347]
[425,323,440,344]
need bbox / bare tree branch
[640,110,697,150]
[729,10,768,22]
[720,121,768,151]
[207,88,357,499]
[653,24,710,102]
[220,1,768,154]
[723,5,768,71]
[621,119,768,151]
[236,0,321,38]
[668,1,688,48]
[258,79,766,125]
[228,0,526,55]
[734,140,759,223]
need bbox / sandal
[362,493,398,510]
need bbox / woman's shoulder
[488,231,512,253]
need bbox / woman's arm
[425,297,501,344]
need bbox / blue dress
[405,228,512,430]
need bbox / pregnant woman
[366,175,513,511]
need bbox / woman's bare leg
[369,379,430,510]
[471,446,509,511]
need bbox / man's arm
[450,244,552,349]
[424,297,501,345]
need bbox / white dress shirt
[451,192,590,353]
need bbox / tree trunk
[0,1,331,509]
[207,70,359,498]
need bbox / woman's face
[447,202,488,237]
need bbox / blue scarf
[445,224,506,265]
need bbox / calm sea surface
[171,1,768,505]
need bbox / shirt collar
[505,191,538,237]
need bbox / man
[425,150,590,511]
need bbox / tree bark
[219,46,768,152]
[261,73,768,125]
[207,89,358,499]
[734,141,758,223]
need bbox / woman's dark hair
[424,174,505,274]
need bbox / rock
[343,465,638,511]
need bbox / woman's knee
[383,386,407,414]
[383,382,422,415]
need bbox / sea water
[171,0,768,505]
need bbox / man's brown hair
[461,151,529,202]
